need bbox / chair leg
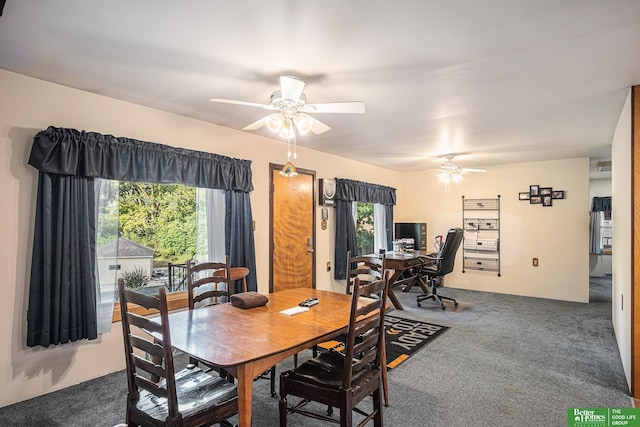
[279,395,288,427]
[270,366,277,398]
[372,386,383,427]
[416,277,458,310]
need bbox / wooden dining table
[165,288,361,427]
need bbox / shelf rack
[462,195,501,276]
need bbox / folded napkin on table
[230,292,269,309]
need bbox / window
[353,202,387,256]
[98,181,227,323]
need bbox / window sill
[111,290,189,322]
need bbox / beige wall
[396,158,591,302]
[611,90,632,389]
[0,69,621,406]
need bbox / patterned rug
[317,314,449,370]
[383,314,449,369]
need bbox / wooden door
[270,164,316,292]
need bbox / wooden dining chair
[187,257,232,309]
[345,251,384,295]
[214,266,250,293]
[278,273,389,426]
[187,259,277,398]
[319,250,389,407]
[118,279,238,427]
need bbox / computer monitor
[394,222,427,251]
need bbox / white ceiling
[1,1,639,176]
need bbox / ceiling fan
[210,74,365,138]
[438,154,486,189]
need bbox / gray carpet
[0,277,630,426]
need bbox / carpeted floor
[0,277,630,426]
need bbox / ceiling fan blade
[210,98,275,110]
[303,101,365,114]
[279,75,305,101]
[242,116,268,131]
[307,116,332,134]
[461,168,487,173]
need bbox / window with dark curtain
[333,178,396,280]
[27,126,256,347]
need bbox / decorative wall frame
[520,185,565,207]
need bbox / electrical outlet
[532,258,539,267]
[326,261,331,272]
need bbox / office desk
[384,251,430,310]
[166,288,354,427]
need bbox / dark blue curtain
[591,196,612,212]
[333,178,396,280]
[27,173,98,347]
[225,190,257,293]
[27,126,255,347]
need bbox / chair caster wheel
[441,306,446,310]
[454,302,459,307]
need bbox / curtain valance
[29,126,253,192]
[335,178,396,205]
[591,196,611,212]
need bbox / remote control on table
[299,298,319,307]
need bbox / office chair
[415,227,464,310]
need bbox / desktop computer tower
[394,222,427,251]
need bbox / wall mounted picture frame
[530,185,539,196]
[540,187,552,196]
[542,196,552,206]
[530,196,542,204]
[519,192,530,200]
[552,190,565,199]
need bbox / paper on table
[280,306,310,316]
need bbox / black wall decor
[519,185,565,207]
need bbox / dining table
[164,288,368,427]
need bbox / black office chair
[415,227,464,310]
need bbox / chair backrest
[434,227,464,276]
[187,256,232,309]
[342,271,389,390]
[346,250,384,294]
[118,279,180,419]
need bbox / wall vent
[596,161,612,172]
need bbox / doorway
[270,163,316,292]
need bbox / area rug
[316,315,449,370]
[383,314,449,370]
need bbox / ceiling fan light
[294,113,313,135]
[266,113,284,133]
[279,119,295,139]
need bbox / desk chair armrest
[417,254,441,265]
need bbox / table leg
[236,364,255,427]
[387,270,404,310]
